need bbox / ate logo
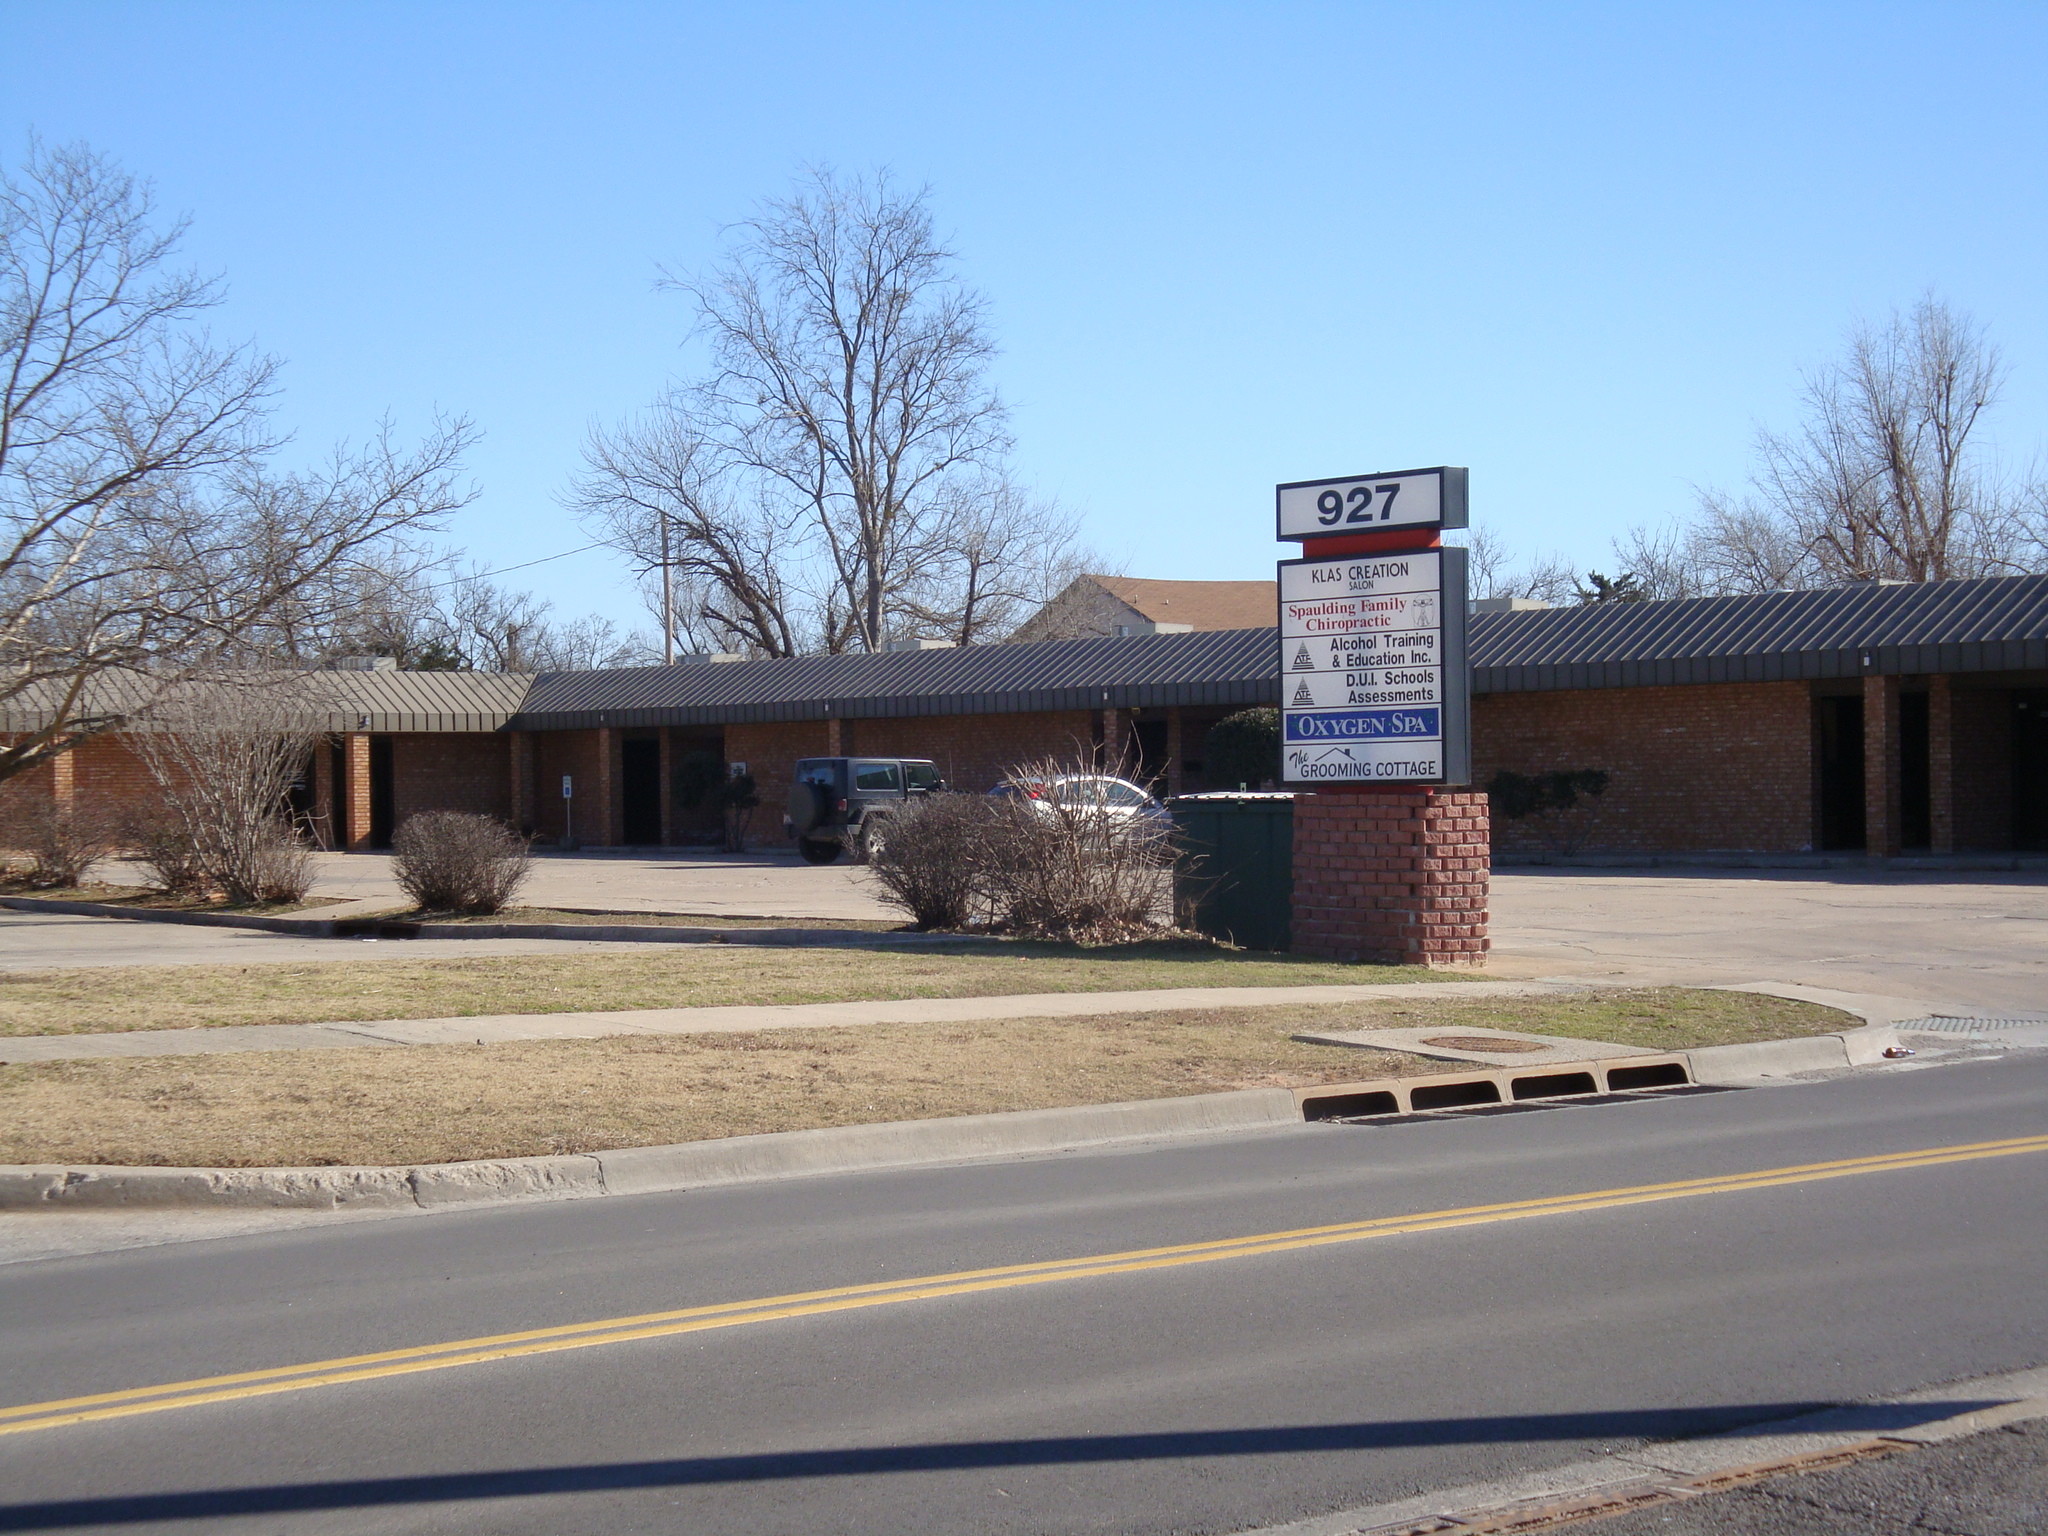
[1291,679,1314,706]
[1290,643,1315,670]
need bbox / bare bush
[391,812,532,914]
[867,758,1173,942]
[124,815,209,898]
[0,795,123,887]
[864,793,999,930]
[130,678,323,905]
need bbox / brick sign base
[1291,787,1490,966]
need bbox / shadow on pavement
[0,1402,2006,1529]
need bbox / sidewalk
[0,981,1561,1063]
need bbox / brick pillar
[594,728,622,846]
[311,741,336,850]
[1926,676,1954,855]
[49,747,76,818]
[1099,708,1125,773]
[826,717,844,755]
[1863,674,1901,860]
[1164,708,1184,798]
[342,733,374,852]
[1291,787,1490,966]
[509,731,536,835]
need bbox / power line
[420,542,609,591]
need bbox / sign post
[1276,466,1488,966]
[562,774,574,847]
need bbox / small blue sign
[1283,706,1441,742]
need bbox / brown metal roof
[1091,575,1279,631]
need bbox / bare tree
[0,140,476,785]
[1457,527,1578,604]
[129,676,324,904]
[1697,298,2027,587]
[570,400,804,658]
[892,478,1093,646]
[678,169,1012,653]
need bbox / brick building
[6,575,2046,857]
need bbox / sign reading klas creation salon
[1275,466,1472,786]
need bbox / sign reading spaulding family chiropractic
[1275,466,1471,787]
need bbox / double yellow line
[5,1132,2045,1439]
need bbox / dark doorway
[1900,690,1930,850]
[1815,694,1864,850]
[1130,719,1169,795]
[2015,691,2048,851]
[369,736,395,849]
[622,738,663,845]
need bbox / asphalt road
[1,1055,2044,1534]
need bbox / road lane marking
[5,1132,2046,1438]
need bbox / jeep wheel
[796,837,841,865]
[854,816,890,864]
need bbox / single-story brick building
[7,574,2046,858]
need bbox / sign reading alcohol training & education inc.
[1276,544,1470,786]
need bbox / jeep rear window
[854,761,902,791]
[796,759,844,790]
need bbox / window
[1105,780,1151,807]
[854,761,902,791]
[796,759,844,790]
[905,762,941,791]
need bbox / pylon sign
[1276,468,1470,786]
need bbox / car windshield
[1104,780,1151,806]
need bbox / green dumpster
[1170,793,1295,951]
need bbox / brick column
[1164,708,1184,798]
[1927,676,1954,855]
[342,733,374,852]
[509,731,536,835]
[311,741,336,850]
[49,747,76,818]
[1863,674,1901,860]
[594,728,622,846]
[826,717,844,755]
[1291,787,1490,966]
[1099,707,1125,773]
[657,728,676,846]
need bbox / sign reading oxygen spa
[1275,471,1471,786]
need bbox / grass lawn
[0,988,1853,1167]
[426,906,898,930]
[0,940,1470,1037]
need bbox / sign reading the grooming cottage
[1277,546,1470,785]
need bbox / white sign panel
[1277,548,1470,785]
[1276,465,1468,542]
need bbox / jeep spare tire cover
[786,780,829,834]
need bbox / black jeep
[784,757,945,864]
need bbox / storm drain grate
[1326,1084,1740,1126]
[1896,1015,2048,1034]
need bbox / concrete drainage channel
[1298,1055,1701,1123]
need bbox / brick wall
[1472,681,1814,854]
[842,711,1099,791]
[1291,787,1489,966]
[389,734,512,830]
[530,729,605,845]
[1952,687,2012,850]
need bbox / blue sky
[6,2,2045,626]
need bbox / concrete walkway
[0,981,1564,1063]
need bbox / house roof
[1090,576,1278,631]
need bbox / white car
[987,773,1172,830]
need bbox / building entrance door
[1815,694,1865,850]
[2014,691,2048,851]
[621,738,662,845]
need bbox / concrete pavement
[0,1054,2042,1533]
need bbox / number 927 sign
[1276,465,1468,542]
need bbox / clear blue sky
[6,2,2045,626]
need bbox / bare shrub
[0,794,123,888]
[130,678,324,905]
[865,793,1000,930]
[867,757,1174,942]
[392,812,532,914]
[124,815,210,898]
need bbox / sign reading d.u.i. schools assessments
[1278,546,1470,785]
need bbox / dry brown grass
[0,988,1851,1167]
[0,942,1460,1037]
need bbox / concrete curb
[0,1089,1304,1212]
[0,894,967,950]
[0,1021,1913,1213]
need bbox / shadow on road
[0,1401,2005,1529]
